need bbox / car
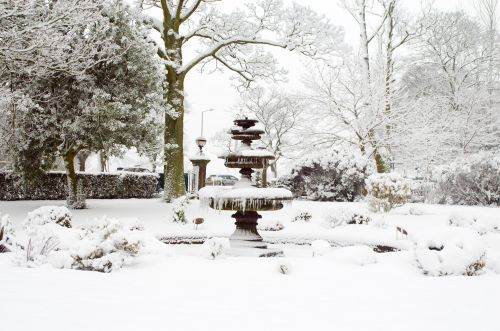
[206,174,239,186]
[117,167,152,173]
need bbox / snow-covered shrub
[409,206,426,215]
[257,219,284,231]
[311,240,331,257]
[13,226,59,267]
[277,259,292,275]
[278,146,369,201]
[0,213,14,253]
[366,173,411,212]
[327,246,377,265]
[26,206,72,228]
[69,217,145,272]
[171,196,188,223]
[414,228,486,276]
[432,151,500,206]
[324,207,371,228]
[291,211,312,223]
[0,172,158,200]
[201,237,230,259]
[448,213,499,235]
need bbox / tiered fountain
[199,118,292,256]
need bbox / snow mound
[324,207,371,228]
[201,237,230,259]
[413,227,486,276]
[326,246,377,266]
[448,213,500,234]
[277,259,292,275]
[311,240,331,257]
[257,219,284,231]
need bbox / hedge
[0,172,159,200]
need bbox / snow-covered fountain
[199,118,292,256]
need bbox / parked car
[117,167,152,173]
[206,174,239,186]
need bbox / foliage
[0,213,14,253]
[432,151,500,206]
[366,173,411,212]
[324,207,371,228]
[281,146,370,201]
[0,0,164,206]
[291,211,313,223]
[0,172,159,200]
[257,219,285,232]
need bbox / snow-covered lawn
[1,199,499,331]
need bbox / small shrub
[432,151,500,206]
[258,219,285,231]
[448,213,499,235]
[366,173,411,212]
[13,225,59,267]
[26,206,72,228]
[0,213,14,253]
[311,240,331,257]
[291,211,312,223]
[277,146,370,201]
[171,196,188,224]
[414,228,486,276]
[277,259,292,275]
[201,237,230,259]
[324,207,371,228]
[69,217,145,272]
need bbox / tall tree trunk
[63,149,78,208]
[163,38,186,201]
[270,161,278,178]
[99,151,107,172]
[76,150,91,172]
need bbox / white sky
[183,0,476,176]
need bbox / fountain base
[228,211,283,257]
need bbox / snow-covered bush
[69,217,145,272]
[324,207,371,228]
[432,151,500,206]
[448,213,499,235]
[413,228,486,276]
[291,211,312,223]
[277,147,369,201]
[327,246,377,266]
[311,240,331,257]
[257,219,285,231]
[13,226,59,267]
[0,213,14,253]
[277,259,292,275]
[26,206,72,228]
[0,172,158,200]
[171,196,188,223]
[201,237,230,259]
[366,173,411,212]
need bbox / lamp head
[195,136,207,152]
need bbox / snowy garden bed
[0,199,499,330]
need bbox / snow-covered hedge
[366,173,411,212]
[432,151,500,206]
[274,147,369,201]
[0,172,158,200]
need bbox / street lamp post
[201,108,214,137]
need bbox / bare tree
[140,0,342,200]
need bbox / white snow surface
[0,199,500,330]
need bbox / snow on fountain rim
[219,149,275,158]
[199,186,293,211]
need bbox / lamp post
[201,108,214,137]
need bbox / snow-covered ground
[1,199,499,331]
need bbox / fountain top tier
[200,117,292,212]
